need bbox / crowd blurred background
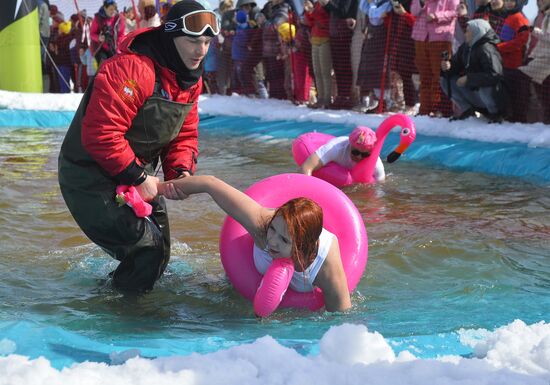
[38,0,550,124]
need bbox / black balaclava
[130,0,213,90]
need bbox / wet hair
[265,197,323,271]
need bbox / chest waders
[58,71,194,292]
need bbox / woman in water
[158,175,351,312]
[300,126,385,182]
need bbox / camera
[101,25,113,41]
[441,50,449,60]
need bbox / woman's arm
[301,153,324,176]
[158,176,273,240]
[313,237,352,312]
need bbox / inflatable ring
[219,173,368,312]
[293,114,417,187]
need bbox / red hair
[268,197,323,271]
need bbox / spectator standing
[138,0,161,29]
[389,0,418,113]
[252,11,269,99]
[458,0,492,33]
[527,0,547,57]
[411,0,459,116]
[488,0,509,36]
[38,0,51,92]
[350,0,367,107]
[50,4,65,23]
[232,10,254,94]
[290,17,313,104]
[357,0,393,112]
[219,0,237,95]
[68,14,84,92]
[79,46,97,85]
[518,0,550,124]
[124,7,137,35]
[498,0,529,122]
[90,0,125,66]
[304,0,332,108]
[319,0,358,109]
[56,20,73,93]
[262,0,288,99]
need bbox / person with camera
[58,1,219,292]
[90,0,125,66]
[440,19,508,123]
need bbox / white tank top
[253,228,335,292]
[315,136,386,182]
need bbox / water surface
[0,120,548,368]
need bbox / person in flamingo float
[300,126,385,182]
[157,175,352,313]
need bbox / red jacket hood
[119,26,162,54]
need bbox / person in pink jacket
[90,0,126,66]
[411,0,459,116]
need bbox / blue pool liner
[1,109,548,183]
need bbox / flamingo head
[386,122,417,163]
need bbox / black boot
[449,108,475,121]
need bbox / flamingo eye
[402,128,410,136]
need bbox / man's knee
[478,86,502,112]
[111,216,170,292]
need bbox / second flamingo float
[292,114,417,187]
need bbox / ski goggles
[165,10,220,36]
[351,148,371,159]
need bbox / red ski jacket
[81,27,202,181]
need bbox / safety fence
[42,0,550,124]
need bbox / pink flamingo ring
[292,114,417,187]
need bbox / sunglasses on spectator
[351,148,371,158]
[165,10,220,36]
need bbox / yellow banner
[0,9,42,93]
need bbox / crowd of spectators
[38,0,163,93]
[39,0,550,124]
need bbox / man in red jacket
[58,1,219,292]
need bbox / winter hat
[466,19,492,47]
[58,21,72,35]
[349,126,377,152]
[164,0,218,37]
[236,9,248,23]
[277,22,296,42]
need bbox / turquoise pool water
[0,113,548,369]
